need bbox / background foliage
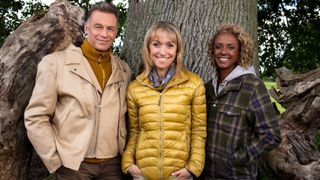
[0,0,319,78]
[258,0,320,78]
[1,1,319,179]
[0,0,127,54]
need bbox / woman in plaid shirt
[202,24,281,179]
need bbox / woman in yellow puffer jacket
[121,21,206,180]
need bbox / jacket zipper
[158,92,163,179]
[158,92,162,106]
[94,54,104,157]
[92,86,102,158]
[81,86,100,160]
[98,55,106,89]
[94,103,101,157]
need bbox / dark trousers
[56,156,123,180]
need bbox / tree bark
[121,0,258,81]
[265,67,320,180]
[0,0,84,179]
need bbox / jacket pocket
[135,132,144,161]
[53,99,76,136]
[186,132,190,155]
[120,125,126,139]
[217,106,241,134]
[232,144,250,165]
[230,145,253,177]
[118,126,127,154]
[136,132,142,151]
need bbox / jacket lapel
[100,56,126,106]
[65,46,103,93]
[205,80,217,100]
[107,56,124,86]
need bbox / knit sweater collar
[80,39,111,62]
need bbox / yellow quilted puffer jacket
[122,69,206,179]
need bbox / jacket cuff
[46,155,62,173]
[124,164,135,174]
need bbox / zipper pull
[97,104,101,112]
[98,55,102,64]
[158,93,162,106]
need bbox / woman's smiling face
[213,31,240,73]
[149,32,177,77]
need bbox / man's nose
[100,28,109,37]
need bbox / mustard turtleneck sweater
[80,39,112,90]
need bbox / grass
[264,81,286,114]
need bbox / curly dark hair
[208,24,253,68]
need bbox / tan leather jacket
[25,44,131,173]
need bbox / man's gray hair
[87,1,119,21]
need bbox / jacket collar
[80,39,111,63]
[207,75,246,99]
[64,44,126,93]
[212,65,256,95]
[136,68,189,91]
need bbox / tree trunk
[121,0,258,81]
[0,0,84,179]
[265,67,320,180]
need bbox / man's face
[84,11,118,51]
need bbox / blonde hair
[208,24,253,68]
[141,21,184,77]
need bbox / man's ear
[84,22,89,33]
